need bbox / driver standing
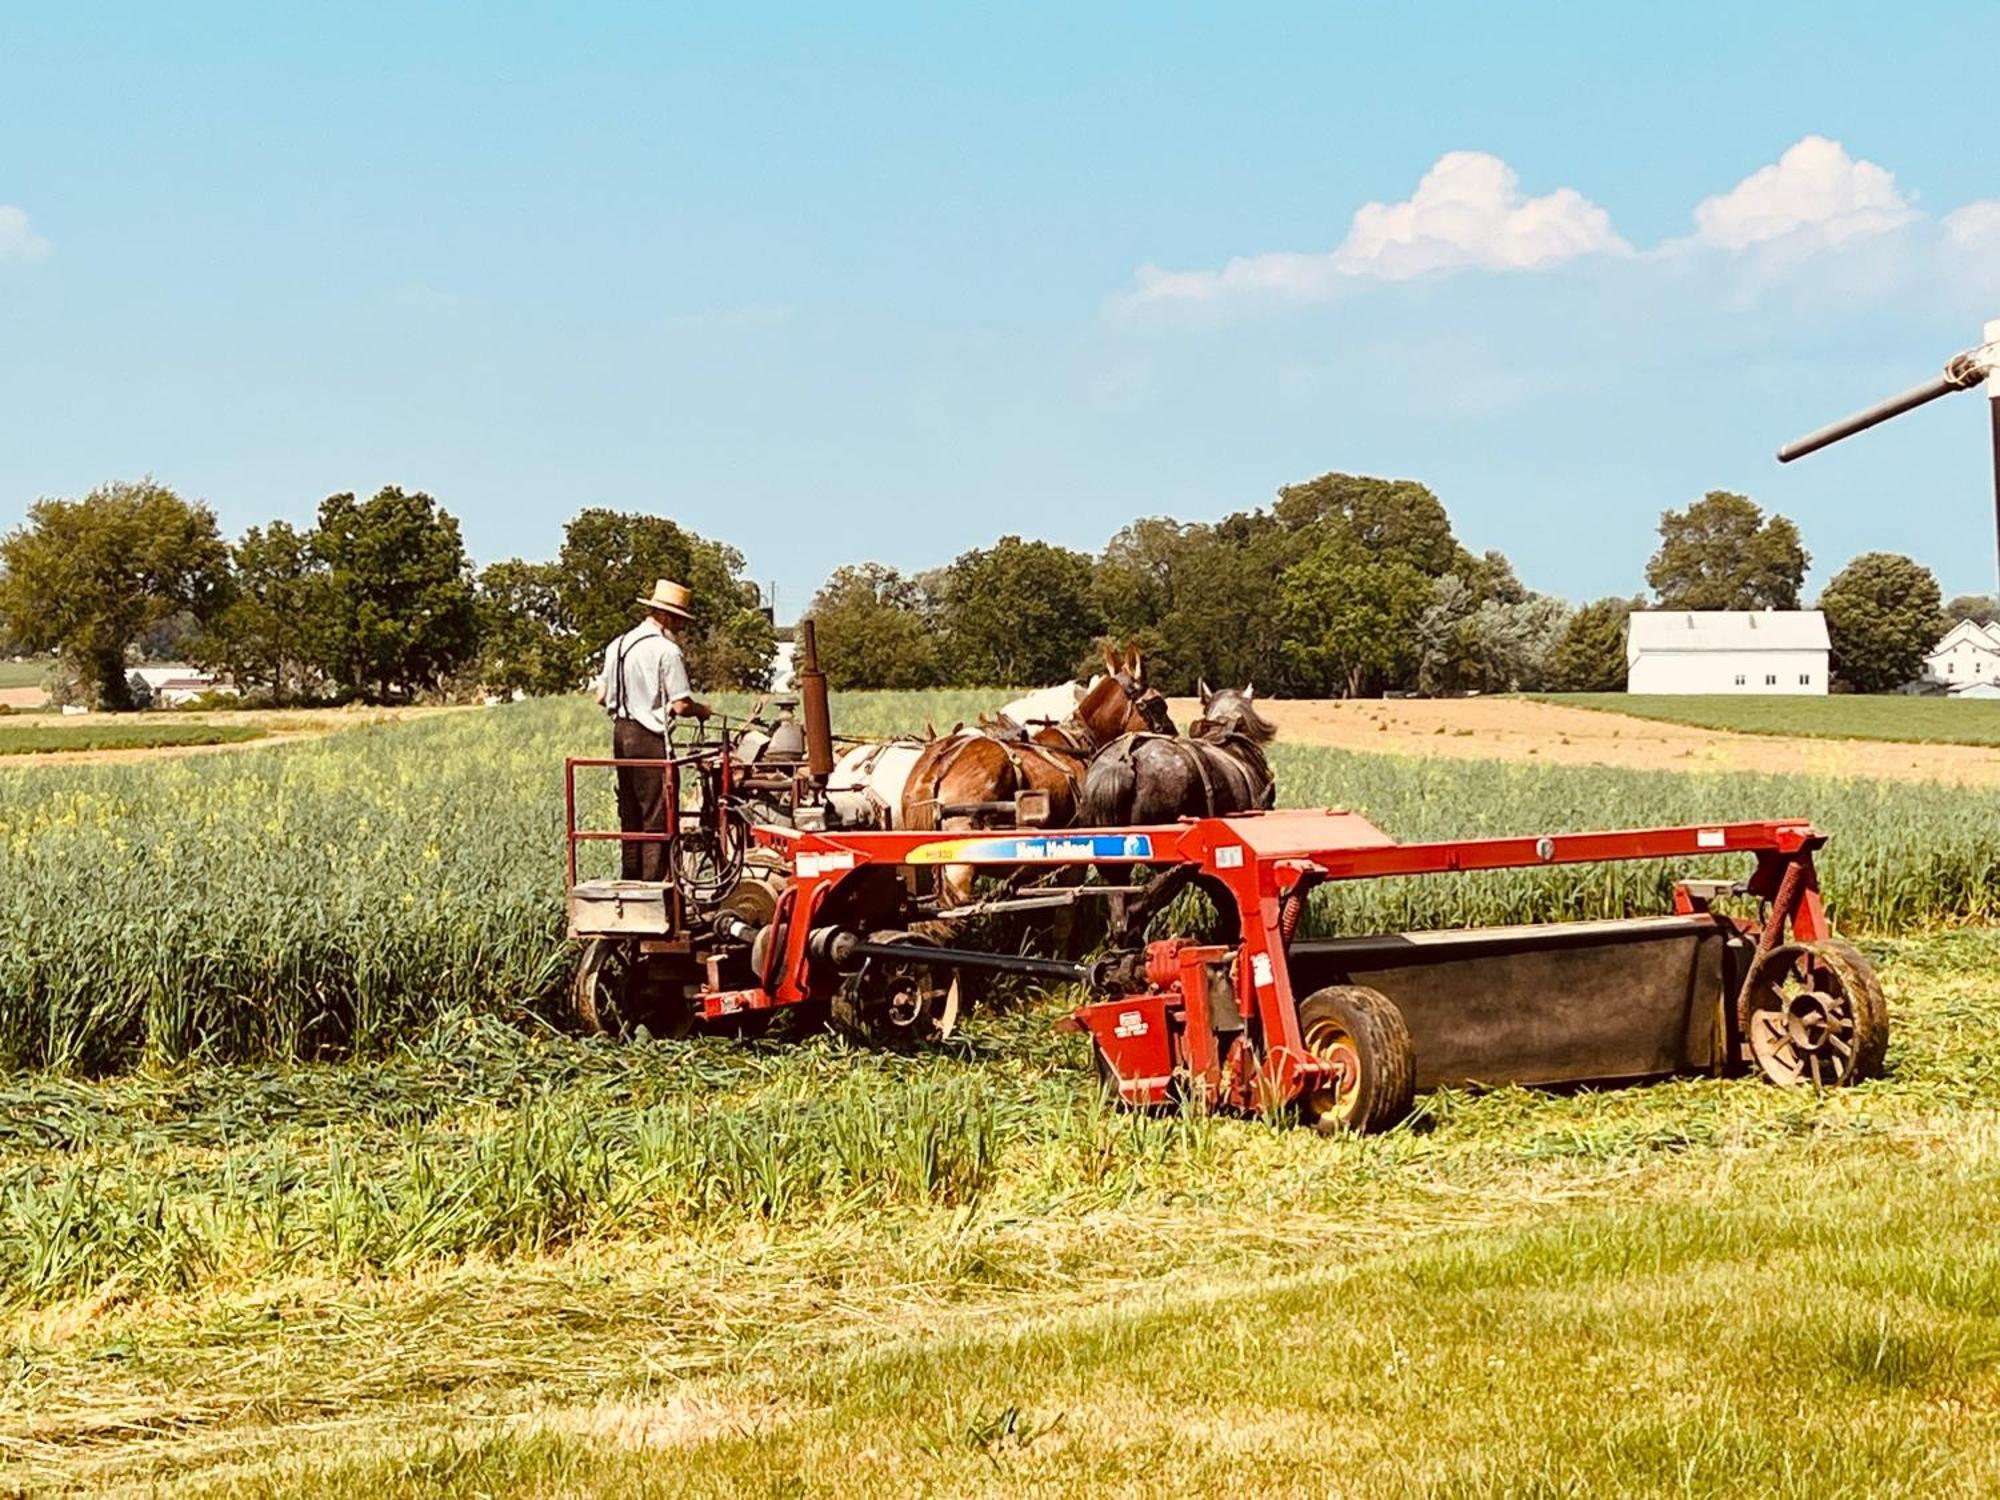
[597,579,711,881]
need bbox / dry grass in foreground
[4,929,2000,1496]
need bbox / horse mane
[1194,691,1276,744]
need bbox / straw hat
[635,578,695,620]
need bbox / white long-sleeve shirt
[598,618,693,734]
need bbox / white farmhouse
[1626,610,1830,695]
[1921,619,2000,692]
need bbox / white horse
[822,678,1098,830]
[826,738,926,830]
[997,677,1097,730]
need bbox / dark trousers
[612,719,669,881]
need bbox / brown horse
[1079,683,1276,827]
[902,648,1174,903]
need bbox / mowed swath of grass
[1540,692,2000,746]
[7,692,2000,1070]
[0,719,264,755]
[4,930,1999,1495]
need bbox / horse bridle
[1114,670,1177,736]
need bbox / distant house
[1920,619,2000,694]
[768,640,797,693]
[128,664,237,707]
[1626,610,1830,695]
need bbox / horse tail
[1081,742,1138,827]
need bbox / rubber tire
[1296,985,1416,1135]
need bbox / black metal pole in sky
[1778,320,2000,596]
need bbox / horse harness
[1096,729,1275,817]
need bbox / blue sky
[3,3,1997,619]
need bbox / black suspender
[611,630,637,720]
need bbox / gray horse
[1080,683,1276,827]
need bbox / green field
[7,694,2000,1493]
[0,718,265,755]
[0,658,50,690]
[5,930,1999,1494]
[1538,692,2000,746]
[5,692,2000,1072]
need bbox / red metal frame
[744,811,1827,1107]
[564,788,1831,1113]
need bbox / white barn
[1921,619,2000,692]
[1626,610,1830,695]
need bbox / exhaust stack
[797,618,834,783]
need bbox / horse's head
[1068,645,1175,749]
[1192,679,1276,743]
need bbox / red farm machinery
[564,630,1887,1133]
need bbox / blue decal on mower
[908,832,1154,865]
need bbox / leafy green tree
[1414,575,1484,695]
[1546,597,1638,691]
[1464,595,1568,692]
[1278,535,1430,697]
[1416,574,1568,694]
[1945,594,1999,626]
[1819,553,1945,694]
[201,521,330,701]
[1272,473,1463,576]
[1646,491,1808,610]
[805,564,939,689]
[938,536,1101,685]
[1094,518,1192,630]
[311,487,481,701]
[1156,520,1302,693]
[555,509,773,690]
[475,559,574,697]
[0,479,231,709]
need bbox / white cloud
[1117,135,1994,316]
[1127,151,1627,305]
[0,205,51,261]
[1943,199,2000,249]
[1690,136,1914,251]
[1332,151,1628,279]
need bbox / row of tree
[0,481,775,706]
[809,481,1965,697]
[0,470,1973,707]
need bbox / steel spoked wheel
[572,939,696,1041]
[833,930,960,1045]
[1741,939,1888,1088]
[1296,985,1415,1135]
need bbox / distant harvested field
[1540,693,2000,746]
[0,719,265,755]
[1169,695,2000,788]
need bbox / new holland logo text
[908,833,1154,865]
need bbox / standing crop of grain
[2,694,1998,1071]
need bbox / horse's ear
[1245,682,1255,700]
[1131,648,1144,684]
[1198,677,1212,703]
[1101,643,1118,675]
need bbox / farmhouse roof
[1626,610,1830,661]
[1930,619,2000,656]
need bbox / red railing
[563,754,704,888]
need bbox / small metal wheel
[1740,938,1888,1087]
[832,930,960,1045]
[1295,985,1416,1135]
[572,938,696,1040]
